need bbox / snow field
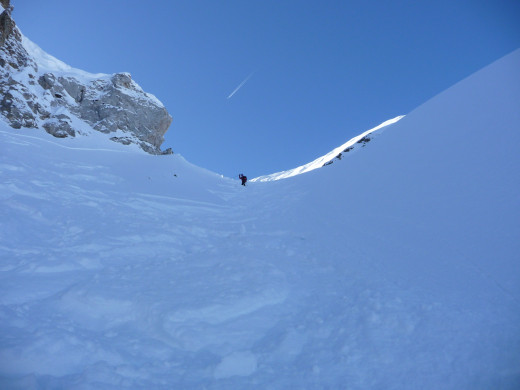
[1,49,520,389]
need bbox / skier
[239,173,247,186]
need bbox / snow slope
[1,49,519,389]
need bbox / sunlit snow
[252,115,405,182]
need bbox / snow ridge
[252,115,404,181]
[20,34,108,79]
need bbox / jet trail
[227,71,256,99]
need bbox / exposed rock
[0,3,173,154]
[0,8,31,70]
[0,7,14,47]
[110,136,133,146]
[0,1,10,10]
[37,73,54,90]
[356,135,371,146]
[42,114,75,138]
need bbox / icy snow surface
[1,50,520,389]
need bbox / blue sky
[14,0,520,178]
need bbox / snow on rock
[0,6,172,154]
[0,40,519,390]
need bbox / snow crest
[253,115,404,181]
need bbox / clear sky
[13,0,520,178]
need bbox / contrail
[227,71,256,99]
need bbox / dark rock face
[0,4,173,154]
[0,8,40,129]
[0,6,14,47]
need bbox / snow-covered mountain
[1,6,519,388]
[252,115,404,182]
[0,2,172,154]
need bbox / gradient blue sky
[14,1,520,178]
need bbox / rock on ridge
[0,3,173,154]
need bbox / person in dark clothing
[239,173,247,186]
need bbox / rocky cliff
[0,1,173,154]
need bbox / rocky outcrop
[0,1,15,47]
[0,6,39,129]
[0,2,173,154]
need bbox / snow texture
[0,49,519,389]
